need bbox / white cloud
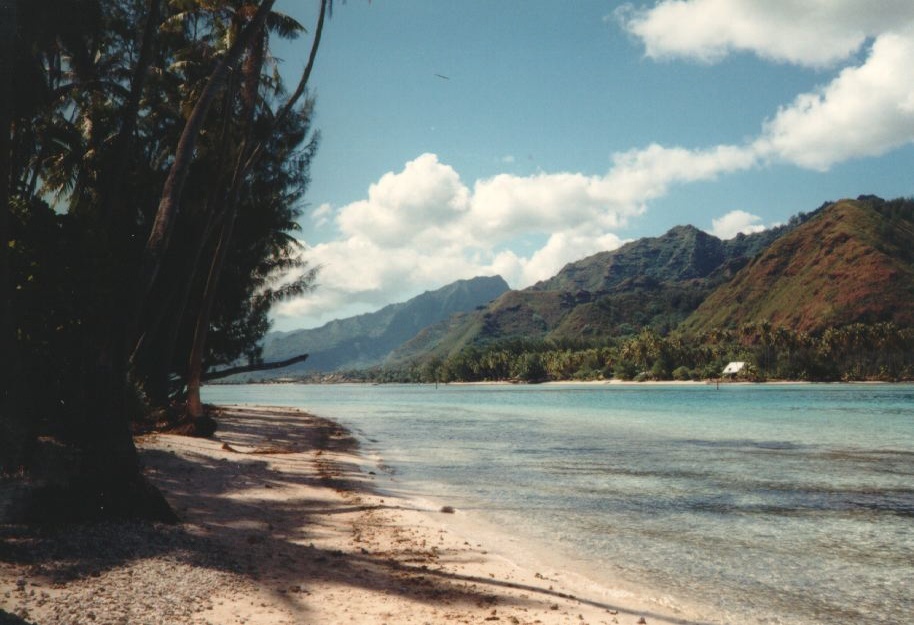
[622,3,914,170]
[619,0,914,67]
[468,171,644,240]
[275,4,914,329]
[520,230,626,285]
[310,203,333,228]
[709,210,766,239]
[275,146,761,327]
[336,153,469,246]
[754,28,914,170]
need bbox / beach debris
[637,617,647,624]
[440,505,456,514]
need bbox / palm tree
[136,0,276,315]
[182,0,329,422]
[0,0,19,468]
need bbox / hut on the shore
[721,361,746,378]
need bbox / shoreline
[214,377,907,387]
[1,405,715,625]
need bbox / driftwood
[201,353,308,381]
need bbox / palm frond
[265,11,304,40]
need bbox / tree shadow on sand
[1,406,721,625]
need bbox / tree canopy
[0,0,327,523]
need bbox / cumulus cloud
[619,0,914,67]
[708,210,766,239]
[275,3,914,328]
[336,153,470,246]
[519,230,626,285]
[754,28,914,169]
[278,145,761,327]
[622,2,914,170]
[310,203,333,228]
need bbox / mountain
[250,196,914,377]
[389,222,796,363]
[254,275,509,376]
[683,196,914,334]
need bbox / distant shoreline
[208,377,905,387]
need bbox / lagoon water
[203,383,914,625]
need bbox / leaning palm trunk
[185,188,243,422]
[183,0,329,422]
[0,0,19,468]
[41,0,272,518]
[135,0,275,332]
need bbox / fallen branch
[201,353,308,381]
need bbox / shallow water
[203,383,914,625]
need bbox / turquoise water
[202,383,914,625]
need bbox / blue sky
[269,1,914,330]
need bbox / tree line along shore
[292,322,914,385]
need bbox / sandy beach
[1,406,706,625]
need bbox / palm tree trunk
[183,1,329,420]
[0,0,20,467]
[130,77,242,405]
[101,0,161,224]
[135,0,275,330]
[184,26,267,421]
[185,204,239,420]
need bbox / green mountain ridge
[683,196,914,333]
[389,211,811,364]
[253,196,914,379]
[253,275,509,376]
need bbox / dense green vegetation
[334,321,914,384]
[684,197,914,334]
[1,0,328,522]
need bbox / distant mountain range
[247,195,914,379]
[387,213,803,363]
[251,275,509,377]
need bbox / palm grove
[0,0,328,522]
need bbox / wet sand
[1,405,713,625]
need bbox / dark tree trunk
[185,27,267,420]
[100,0,161,224]
[135,0,275,327]
[0,0,22,471]
[130,75,242,405]
[184,0,329,418]
[185,198,241,419]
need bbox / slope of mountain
[245,196,914,376]
[256,275,509,375]
[683,196,914,334]
[532,223,792,293]
[389,222,795,363]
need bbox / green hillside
[391,222,793,362]
[251,275,509,375]
[260,196,914,379]
[683,197,914,334]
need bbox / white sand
[1,405,714,625]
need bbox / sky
[268,0,914,331]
